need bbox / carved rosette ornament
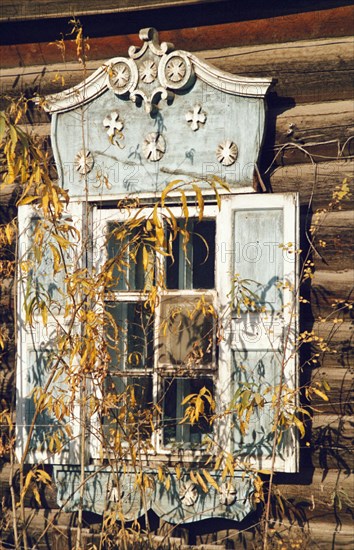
[179,481,199,506]
[74,149,94,175]
[107,28,195,113]
[108,59,138,95]
[216,140,238,166]
[142,132,166,161]
[139,60,158,83]
[219,482,237,506]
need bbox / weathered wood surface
[310,366,353,415]
[274,469,354,524]
[1,4,353,59]
[1,36,353,106]
[310,414,354,470]
[199,37,354,104]
[0,0,224,21]
[269,160,354,210]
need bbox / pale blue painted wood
[233,208,284,310]
[229,205,293,466]
[53,466,254,522]
[52,78,266,197]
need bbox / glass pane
[162,377,214,449]
[106,302,154,371]
[166,219,215,290]
[106,223,154,291]
[158,296,214,368]
[104,375,153,441]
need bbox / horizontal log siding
[1,37,353,107]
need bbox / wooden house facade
[0,1,353,548]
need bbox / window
[93,204,218,455]
[17,193,298,472]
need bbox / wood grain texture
[1,4,353,52]
[199,37,354,104]
[1,36,353,105]
[0,0,223,21]
[269,160,354,209]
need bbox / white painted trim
[216,192,299,473]
[16,202,82,464]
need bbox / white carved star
[74,149,94,175]
[142,133,166,162]
[179,481,198,506]
[185,104,207,131]
[166,57,186,83]
[216,140,238,166]
[139,60,158,84]
[103,111,124,138]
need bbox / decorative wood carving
[74,149,94,175]
[43,27,272,115]
[216,140,238,166]
[103,111,124,138]
[179,480,199,506]
[185,104,207,131]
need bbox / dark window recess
[166,219,215,290]
[162,377,214,449]
[106,223,154,291]
[106,302,154,371]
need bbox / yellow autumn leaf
[202,469,219,491]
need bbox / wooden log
[301,272,354,320]
[309,365,354,416]
[1,4,353,63]
[269,160,354,210]
[298,211,354,272]
[274,468,354,524]
[266,100,354,166]
[1,36,353,105]
[308,414,354,471]
[199,37,354,104]
[0,0,223,22]
[0,464,59,509]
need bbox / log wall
[0,2,353,548]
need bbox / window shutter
[16,201,82,464]
[216,193,299,472]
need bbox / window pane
[166,219,215,290]
[106,302,154,371]
[162,377,213,449]
[106,223,154,291]
[158,296,214,368]
[104,375,153,441]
